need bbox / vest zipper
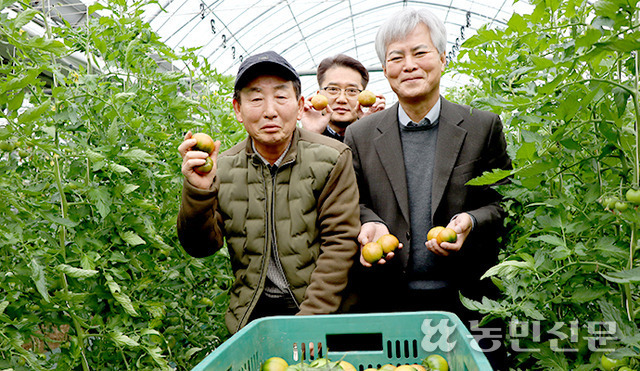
[237,160,299,332]
[270,162,300,310]
[237,165,271,332]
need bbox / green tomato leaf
[105,274,139,316]
[14,8,39,29]
[56,264,99,278]
[121,230,145,246]
[466,169,513,186]
[29,258,50,303]
[42,211,79,228]
[18,100,51,124]
[481,260,535,280]
[110,330,140,347]
[120,148,156,163]
[613,87,630,118]
[570,286,609,303]
[601,266,640,284]
[108,162,132,175]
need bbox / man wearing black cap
[176,51,360,333]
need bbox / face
[319,66,364,127]
[233,75,303,156]
[383,23,446,105]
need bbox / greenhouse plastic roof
[140,0,532,102]
[23,0,529,102]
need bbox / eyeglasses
[322,86,362,97]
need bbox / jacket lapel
[432,98,467,219]
[374,103,411,226]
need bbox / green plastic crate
[191,311,493,371]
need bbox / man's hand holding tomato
[358,221,403,267]
[301,97,333,134]
[178,131,221,190]
[426,213,473,257]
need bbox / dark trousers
[248,293,298,323]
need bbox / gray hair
[375,8,447,66]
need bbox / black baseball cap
[234,51,300,91]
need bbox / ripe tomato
[427,226,445,241]
[436,228,457,245]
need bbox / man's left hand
[425,213,472,257]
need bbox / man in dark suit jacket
[343,7,511,369]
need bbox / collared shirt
[398,97,441,128]
[251,139,292,171]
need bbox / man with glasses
[301,54,385,142]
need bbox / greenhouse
[1,0,640,370]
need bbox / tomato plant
[448,0,640,369]
[0,0,240,369]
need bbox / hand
[301,96,332,134]
[358,221,403,267]
[178,131,221,190]
[357,94,386,119]
[426,213,472,257]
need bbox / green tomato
[422,354,449,371]
[626,189,640,205]
[601,197,618,209]
[601,354,628,371]
[199,297,214,306]
[615,201,629,212]
[0,140,15,152]
[618,367,634,371]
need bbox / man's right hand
[358,222,403,267]
[301,95,332,134]
[178,131,221,190]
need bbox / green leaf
[481,260,534,280]
[110,330,140,347]
[88,187,112,219]
[121,230,145,246]
[466,169,512,186]
[184,347,203,359]
[108,162,132,175]
[30,259,50,303]
[0,0,17,10]
[122,184,139,194]
[613,87,630,118]
[86,149,105,162]
[25,37,68,54]
[530,234,565,247]
[18,100,51,124]
[530,55,555,69]
[120,148,156,163]
[41,211,79,228]
[516,142,537,161]
[575,27,602,48]
[520,301,546,320]
[0,300,8,315]
[601,266,640,284]
[14,8,39,29]
[88,2,106,14]
[56,264,99,278]
[145,346,171,369]
[571,286,609,303]
[105,274,139,316]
